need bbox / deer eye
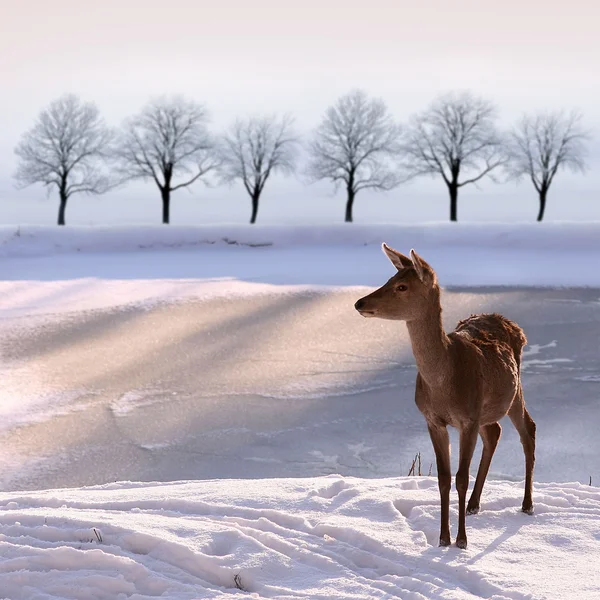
[396,284,408,292]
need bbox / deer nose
[355,298,366,311]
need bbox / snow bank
[0,476,598,599]
[1,222,600,257]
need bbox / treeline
[12,90,591,225]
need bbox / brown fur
[355,245,536,549]
[455,313,527,365]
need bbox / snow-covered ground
[1,477,599,600]
[2,223,600,320]
[1,223,600,599]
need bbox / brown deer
[354,244,536,549]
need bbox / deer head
[354,244,439,321]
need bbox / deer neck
[405,301,451,388]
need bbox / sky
[1,0,598,225]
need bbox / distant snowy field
[2,222,600,319]
[1,223,600,599]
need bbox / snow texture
[0,477,599,600]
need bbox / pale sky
[1,0,598,224]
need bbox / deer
[354,244,536,549]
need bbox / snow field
[2,222,600,258]
[2,222,600,324]
[1,476,599,599]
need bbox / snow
[0,384,92,434]
[1,223,600,598]
[2,222,600,257]
[0,476,599,599]
[1,223,600,321]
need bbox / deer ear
[382,243,411,270]
[409,249,432,282]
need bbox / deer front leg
[427,423,451,547]
[456,423,479,549]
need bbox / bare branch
[400,91,504,188]
[14,94,114,199]
[505,109,590,192]
[171,155,218,191]
[218,114,299,197]
[114,95,219,193]
[306,89,404,194]
[458,155,505,187]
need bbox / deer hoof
[456,538,468,550]
[466,505,480,515]
[439,537,451,547]
[522,504,534,515]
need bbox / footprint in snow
[310,479,349,500]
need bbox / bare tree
[219,115,298,224]
[14,94,113,226]
[505,110,590,221]
[115,96,218,224]
[307,90,403,223]
[401,92,504,221]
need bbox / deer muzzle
[354,297,377,317]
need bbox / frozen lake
[1,285,598,491]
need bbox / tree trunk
[537,189,547,222]
[345,188,355,223]
[448,183,459,222]
[161,188,170,224]
[58,189,68,226]
[250,192,260,224]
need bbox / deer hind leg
[467,422,502,515]
[427,423,451,547]
[455,423,479,549]
[509,387,536,514]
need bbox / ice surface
[1,287,598,492]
